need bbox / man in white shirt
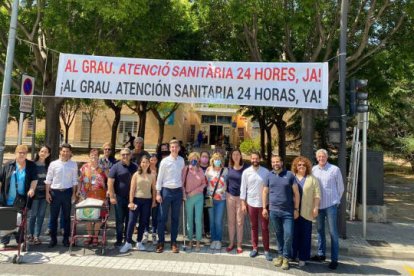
[240,152,271,261]
[45,144,78,248]
[155,140,185,253]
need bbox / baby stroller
[69,198,109,255]
[0,206,29,264]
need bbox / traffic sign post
[17,74,35,145]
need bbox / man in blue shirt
[108,148,138,246]
[262,155,299,270]
[311,149,344,270]
[0,145,38,246]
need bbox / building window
[201,115,216,124]
[118,119,138,145]
[217,116,232,124]
[81,112,91,142]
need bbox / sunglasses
[121,153,130,156]
[297,163,306,167]
[104,148,111,151]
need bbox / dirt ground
[383,158,414,223]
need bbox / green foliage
[35,130,46,148]
[239,138,260,155]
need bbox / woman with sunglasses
[291,156,321,267]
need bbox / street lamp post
[0,0,20,167]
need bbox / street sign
[20,74,35,113]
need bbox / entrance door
[209,125,223,146]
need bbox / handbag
[13,173,27,209]
[204,168,223,208]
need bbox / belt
[51,188,72,192]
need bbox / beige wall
[5,104,257,150]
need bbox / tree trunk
[265,126,273,168]
[157,120,165,146]
[111,109,121,153]
[104,100,122,154]
[137,102,148,138]
[258,117,266,160]
[88,119,92,150]
[276,120,287,161]
[44,97,64,160]
[64,125,69,143]
[300,109,315,160]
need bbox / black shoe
[48,240,57,248]
[328,261,338,270]
[310,255,326,262]
[114,241,123,247]
[62,240,70,247]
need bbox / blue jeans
[208,199,226,241]
[126,198,152,243]
[316,204,339,262]
[157,188,182,244]
[114,195,129,243]
[47,209,65,231]
[49,188,72,241]
[29,199,47,237]
[269,210,294,258]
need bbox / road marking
[404,265,414,276]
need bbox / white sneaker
[210,241,216,249]
[142,232,149,244]
[215,241,222,250]
[298,260,306,267]
[136,242,146,251]
[119,242,132,253]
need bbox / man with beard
[240,152,271,261]
[262,155,300,270]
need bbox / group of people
[0,138,344,271]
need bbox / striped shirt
[312,163,344,209]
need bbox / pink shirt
[182,166,207,197]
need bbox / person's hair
[188,151,200,162]
[316,148,328,158]
[15,144,28,153]
[60,143,72,151]
[127,132,132,136]
[251,151,261,159]
[102,142,112,149]
[134,137,144,144]
[34,145,52,169]
[271,154,283,162]
[200,151,210,159]
[210,152,224,167]
[228,149,243,167]
[90,148,99,156]
[120,148,131,154]
[169,139,179,146]
[137,155,151,174]
[291,156,312,176]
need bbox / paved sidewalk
[337,221,414,260]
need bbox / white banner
[55,54,329,109]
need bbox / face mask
[213,159,221,167]
[190,159,198,166]
[200,157,209,164]
[161,150,170,156]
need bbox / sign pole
[17,112,24,145]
